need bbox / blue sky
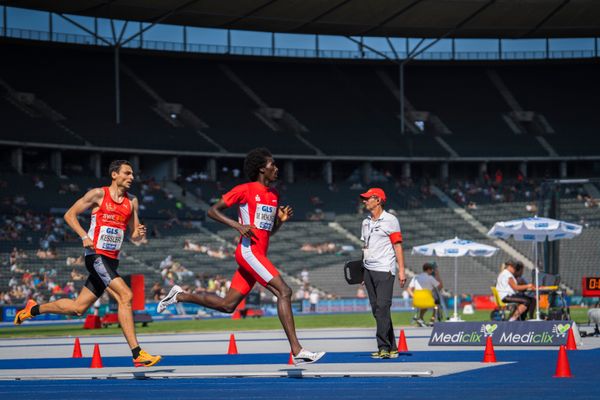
[2,6,598,56]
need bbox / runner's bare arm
[64,188,104,250]
[272,205,293,235]
[128,196,146,242]
[208,199,256,238]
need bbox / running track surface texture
[0,327,599,400]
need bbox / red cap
[359,188,386,202]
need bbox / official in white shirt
[359,188,406,359]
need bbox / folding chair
[490,287,517,321]
[412,289,437,326]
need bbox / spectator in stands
[209,246,230,259]
[579,216,590,228]
[36,248,57,259]
[495,260,536,321]
[526,203,538,213]
[14,195,27,206]
[300,268,310,285]
[160,255,174,278]
[183,240,205,252]
[359,188,406,360]
[300,242,337,254]
[10,262,24,274]
[309,288,319,312]
[152,282,165,301]
[584,195,598,208]
[32,175,44,190]
[63,281,76,298]
[70,268,85,281]
[295,285,305,301]
[310,196,323,206]
[66,255,84,267]
[407,262,443,326]
[171,262,193,281]
[307,209,325,221]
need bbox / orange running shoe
[14,299,37,325]
[133,349,162,367]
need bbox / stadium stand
[2,41,598,158]
[1,43,219,152]
[1,34,599,305]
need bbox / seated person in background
[206,246,229,260]
[183,239,206,253]
[151,282,165,301]
[66,255,84,266]
[496,260,536,321]
[407,262,443,326]
[70,268,86,281]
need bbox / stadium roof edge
[7,0,600,39]
[2,140,600,162]
[4,37,599,66]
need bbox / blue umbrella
[488,216,583,320]
[412,237,499,321]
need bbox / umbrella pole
[534,243,541,321]
[453,257,459,321]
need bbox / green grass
[0,308,590,338]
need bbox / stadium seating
[2,41,598,157]
[1,43,219,151]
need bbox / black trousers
[363,268,396,351]
[503,293,536,320]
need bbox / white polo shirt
[361,210,403,274]
[496,269,516,299]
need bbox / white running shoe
[293,349,326,365]
[157,285,183,313]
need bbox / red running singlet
[85,187,132,260]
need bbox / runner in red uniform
[158,148,325,365]
[13,160,161,367]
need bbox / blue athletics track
[0,327,599,400]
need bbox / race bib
[96,226,124,251]
[254,203,277,231]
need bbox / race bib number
[96,226,124,251]
[254,203,276,231]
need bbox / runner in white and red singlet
[13,160,161,367]
[157,148,325,365]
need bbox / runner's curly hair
[244,148,272,181]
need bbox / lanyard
[363,219,380,249]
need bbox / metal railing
[3,27,598,61]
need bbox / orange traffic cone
[90,344,103,368]
[72,337,82,358]
[482,336,496,363]
[288,352,294,365]
[553,345,572,378]
[227,334,239,355]
[397,329,409,352]
[566,328,577,350]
